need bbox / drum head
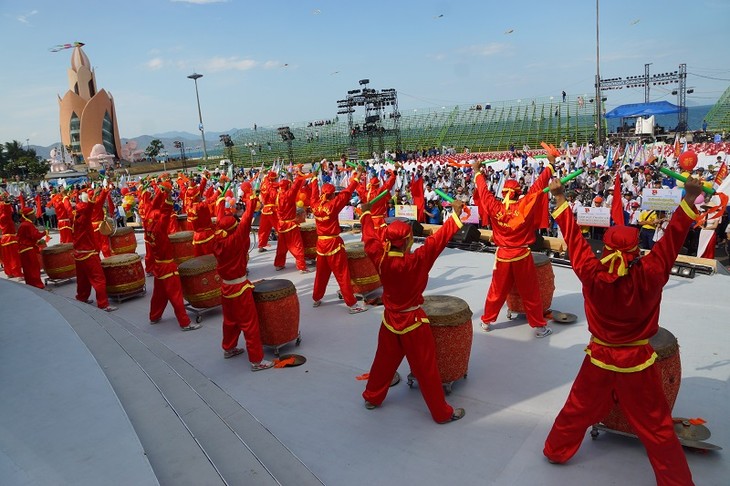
[178,254,218,274]
[254,278,293,293]
[422,295,472,326]
[649,327,678,358]
[532,252,550,266]
[277,354,306,367]
[170,230,194,242]
[552,312,577,324]
[102,253,140,266]
[673,418,711,442]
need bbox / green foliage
[0,140,49,180]
[145,139,165,159]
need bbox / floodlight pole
[187,72,208,162]
[595,0,602,149]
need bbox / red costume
[145,189,192,328]
[274,177,308,271]
[474,166,554,330]
[310,179,361,308]
[90,187,112,258]
[186,179,216,257]
[0,199,23,278]
[358,172,397,240]
[543,197,697,486]
[17,209,45,289]
[212,192,265,363]
[138,188,155,275]
[360,210,463,423]
[257,172,279,250]
[72,192,111,309]
[55,193,73,243]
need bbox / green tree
[145,139,165,160]
[0,140,48,180]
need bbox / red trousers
[363,323,454,423]
[143,240,155,275]
[1,236,23,278]
[482,255,546,328]
[274,228,307,270]
[19,248,44,289]
[92,222,112,258]
[150,274,191,327]
[58,219,73,244]
[74,253,110,309]
[544,356,693,486]
[257,213,277,249]
[221,283,264,363]
[312,249,356,306]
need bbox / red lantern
[678,150,698,172]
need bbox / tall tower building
[58,45,122,168]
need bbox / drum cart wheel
[184,302,221,323]
[269,331,302,357]
[109,284,147,303]
[44,276,75,287]
[506,309,517,320]
[406,372,459,395]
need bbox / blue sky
[2,0,729,147]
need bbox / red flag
[410,176,425,222]
[673,135,681,158]
[715,161,728,187]
[610,170,624,226]
[35,194,42,218]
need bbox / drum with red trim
[344,241,381,294]
[422,295,473,385]
[300,222,317,260]
[599,327,681,434]
[506,252,555,314]
[253,279,300,348]
[41,243,76,280]
[101,253,145,297]
[169,231,195,265]
[178,254,221,309]
[110,226,137,255]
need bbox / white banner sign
[462,205,481,225]
[576,206,611,227]
[338,205,354,221]
[641,188,683,211]
[395,204,418,219]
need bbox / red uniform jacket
[276,177,306,234]
[213,195,257,282]
[361,210,462,334]
[474,166,553,261]
[260,179,278,216]
[146,190,178,279]
[311,179,359,256]
[17,219,45,253]
[359,172,397,220]
[553,199,698,371]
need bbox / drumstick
[658,167,714,195]
[369,189,390,204]
[542,168,585,193]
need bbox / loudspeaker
[529,232,545,252]
[410,220,424,238]
[450,224,481,244]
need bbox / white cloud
[204,56,258,72]
[146,58,165,70]
[460,43,510,57]
[263,60,281,69]
[17,9,38,24]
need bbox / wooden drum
[506,252,555,314]
[422,295,474,385]
[41,243,76,280]
[300,222,317,260]
[178,254,221,309]
[101,253,145,297]
[253,279,300,348]
[169,231,195,265]
[110,226,137,255]
[345,241,381,295]
[599,327,681,434]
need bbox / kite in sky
[630,19,640,25]
[49,42,84,52]
[433,14,444,19]
[504,29,514,34]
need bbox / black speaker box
[451,224,481,244]
[410,220,424,238]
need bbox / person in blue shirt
[425,200,442,224]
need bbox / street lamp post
[187,72,208,162]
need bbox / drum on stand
[253,279,301,356]
[300,222,317,261]
[110,226,137,255]
[506,252,555,317]
[41,243,76,280]
[598,327,681,434]
[98,217,116,236]
[178,254,221,309]
[344,241,381,295]
[177,214,189,232]
[101,253,146,301]
[169,231,195,265]
[407,295,473,394]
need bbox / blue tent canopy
[604,101,684,119]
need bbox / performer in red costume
[146,185,199,330]
[90,186,112,258]
[72,189,116,312]
[185,178,216,257]
[310,175,367,314]
[542,176,701,486]
[357,170,397,240]
[212,185,273,371]
[0,195,23,278]
[17,207,46,289]
[50,190,73,243]
[471,157,554,338]
[138,183,155,276]
[359,199,466,424]
[274,175,310,273]
[257,171,279,252]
